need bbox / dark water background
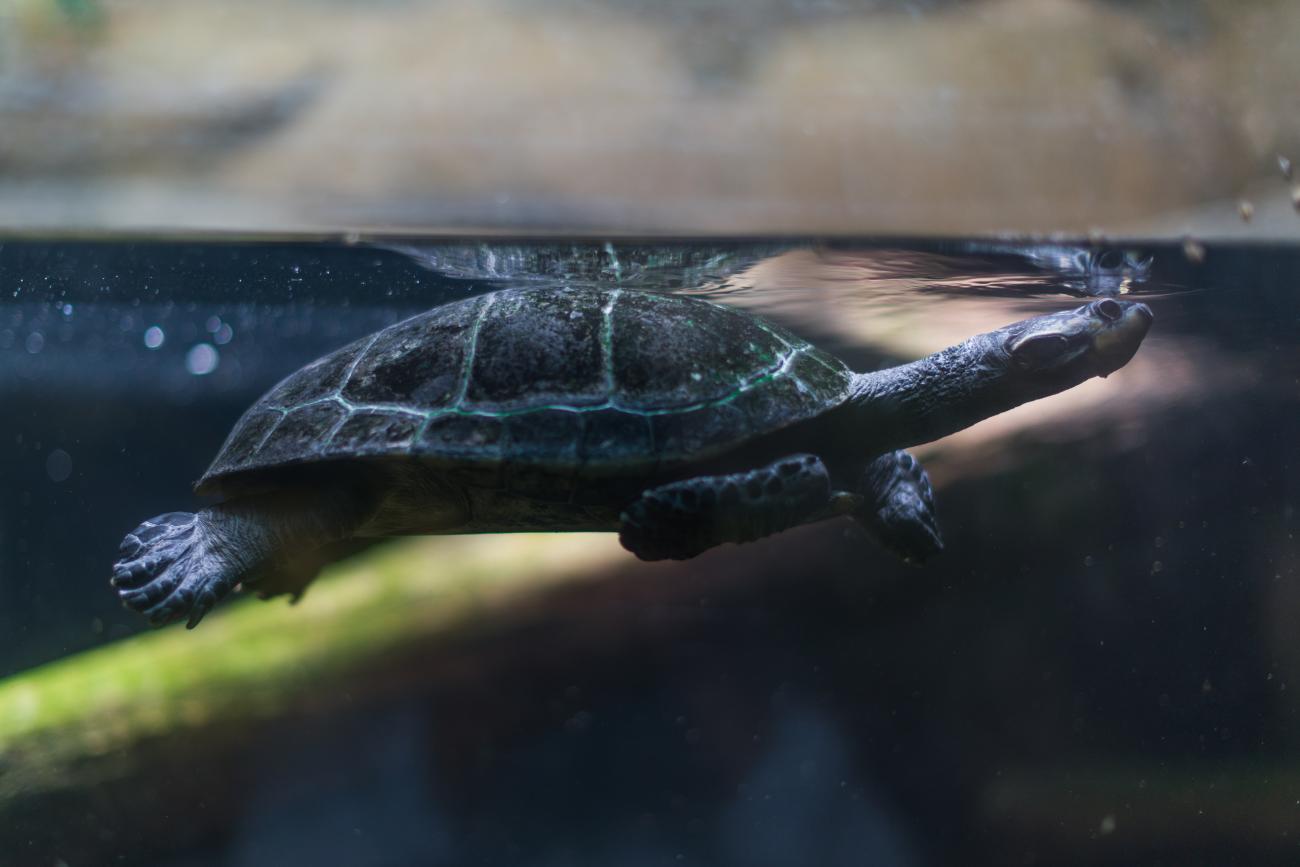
[1,237,1298,865]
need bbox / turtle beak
[1091,300,1153,377]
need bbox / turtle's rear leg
[112,511,250,628]
[619,454,845,561]
[112,487,374,628]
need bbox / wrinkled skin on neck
[843,299,1153,455]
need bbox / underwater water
[0,236,1297,866]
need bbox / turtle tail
[111,511,240,628]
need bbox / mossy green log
[0,533,624,805]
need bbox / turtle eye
[1010,333,1070,369]
[1095,249,1125,270]
[1094,299,1124,321]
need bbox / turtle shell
[197,287,853,495]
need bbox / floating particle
[185,343,219,375]
[1280,154,1294,180]
[25,331,45,354]
[143,325,165,349]
[1238,200,1254,222]
[1182,237,1205,264]
[1099,815,1117,836]
[46,448,72,483]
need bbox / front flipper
[853,449,943,564]
[619,454,836,561]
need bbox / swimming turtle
[112,287,1152,628]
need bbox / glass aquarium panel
[1,237,1297,865]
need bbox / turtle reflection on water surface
[113,288,1152,628]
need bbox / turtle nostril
[1095,298,1123,321]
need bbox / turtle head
[849,298,1153,452]
[1000,298,1153,383]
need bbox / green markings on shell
[420,413,507,459]
[454,293,494,407]
[200,287,854,486]
[330,411,424,455]
[464,289,607,410]
[609,290,788,410]
[266,337,369,410]
[341,307,471,408]
[256,401,349,465]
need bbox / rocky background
[1,0,1300,236]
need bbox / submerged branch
[0,533,625,805]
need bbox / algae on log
[0,533,626,859]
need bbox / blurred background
[1,0,1299,236]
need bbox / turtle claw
[111,511,240,628]
[186,589,222,629]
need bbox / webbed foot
[111,512,243,628]
[855,450,943,564]
[620,454,833,561]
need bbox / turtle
[112,287,1153,628]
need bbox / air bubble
[25,331,45,354]
[144,326,165,349]
[46,448,72,483]
[186,343,219,376]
